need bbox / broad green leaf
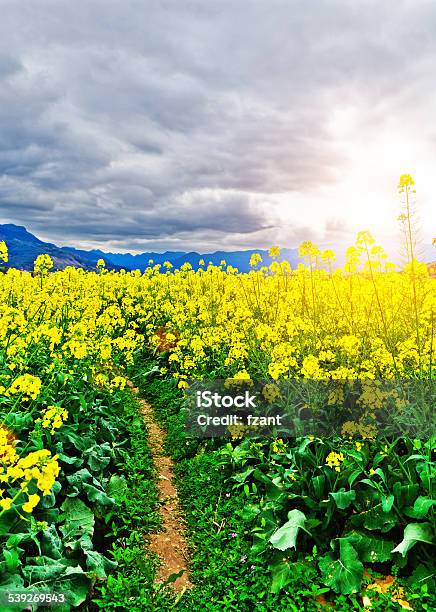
[85,550,117,579]
[253,469,284,501]
[83,483,115,506]
[392,522,434,557]
[362,505,396,532]
[269,509,308,551]
[60,498,94,544]
[3,549,20,573]
[393,482,420,508]
[41,524,63,560]
[41,481,62,509]
[106,474,128,499]
[345,531,394,563]
[57,452,83,467]
[381,495,394,513]
[66,468,93,488]
[55,566,92,608]
[404,496,436,519]
[330,488,356,510]
[22,557,67,581]
[312,475,325,499]
[348,469,362,487]
[270,560,292,593]
[407,564,435,588]
[319,539,364,594]
[0,575,25,612]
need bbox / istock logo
[196,390,257,408]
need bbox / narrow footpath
[128,382,192,594]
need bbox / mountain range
[0,223,434,273]
[0,223,301,273]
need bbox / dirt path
[128,382,192,593]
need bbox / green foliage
[219,432,435,599]
[0,359,159,609]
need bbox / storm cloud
[0,0,435,251]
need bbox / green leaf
[393,482,420,508]
[163,569,185,586]
[60,498,94,545]
[404,496,436,519]
[83,483,115,506]
[66,468,93,488]
[0,574,25,612]
[253,469,284,501]
[270,560,292,593]
[85,550,117,580]
[22,557,67,581]
[58,452,84,467]
[330,488,356,510]
[41,481,62,508]
[407,564,435,589]
[319,539,364,594]
[362,505,396,532]
[392,522,434,557]
[312,475,325,499]
[56,566,92,608]
[86,443,112,472]
[345,531,394,563]
[41,524,63,560]
[3,549,20,573]
[269,509,308,551]
[348,469,362,487]
[381,495,394,513]
[106,474,128,499]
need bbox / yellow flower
[0,497,13,511]
[268,246,281,259]
[34,253,53,275]
[398,173,414,189]
[22,493,40,513]
[249,253,262,267]
[7,374,42,400]
[39,405,68,434]
[0,240,8,263]
[325,451,345,471]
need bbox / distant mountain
[169,249,300,271]
[0,223,301,272]
[62,246,187,270]
[0,224,100,270]
[1,223,434,273]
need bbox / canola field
[0,232,434,610]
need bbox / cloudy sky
[0,0,435,253]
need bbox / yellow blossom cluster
[38,405,68,434]
[34,253,54,275]
[325,451,345,472]
[0,430,60,514]
[0,241,8,264]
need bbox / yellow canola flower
[39,405,68,434]
[0,241,8,263]
[249,253,262,267]
[325,451,345,472]
[34,253,53,275]
[268,246,281,259]
[22,493,40,513]
[7,374,42,400]
[0,497,13,511]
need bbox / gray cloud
[0,0,435,251]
